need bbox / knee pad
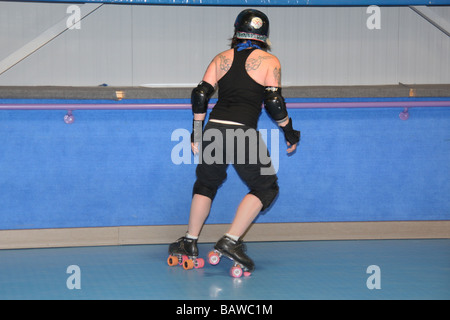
[192,180,219,201]
[249,181,279,211]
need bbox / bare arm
[264,57,298,153]
[191,57,219,154]
[264,55,282,87]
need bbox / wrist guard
[191,119,204,144]
[280,118,300,145]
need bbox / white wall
[0,2,449,86]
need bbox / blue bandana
[236,40,261,52]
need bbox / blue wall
[0,105,449,230]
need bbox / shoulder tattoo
[246,55,272,71]
[219,54,231,72]
[273,67,281,86]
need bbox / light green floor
[0,239,448,300]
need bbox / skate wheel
[167,255,179,266]
[243,271,252,277]
[230,266,243,278]
[183,259,194,270]
[208,251,220,265]
[194,258,205,269]
[179,255,188,266]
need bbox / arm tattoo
[273,67,281,86]
[246,56,272,71]
[219,55,231,72]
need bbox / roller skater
[167,9,300,277]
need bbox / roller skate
[167,237,205,270]
[208,235,254,278]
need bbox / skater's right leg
[226,194,263,239]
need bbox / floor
[0,239,448,300]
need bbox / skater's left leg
[187,194,212,237]
[189,124,229,237]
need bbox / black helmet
[234,9,269,44]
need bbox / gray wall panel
[131,6,236,87]
[0,2,449,87]
[268,7,401,86]
[0,2,68,61]
[0,3,133,86]
[399,6,450,84]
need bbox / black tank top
[209,48,265,129]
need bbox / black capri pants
[193,121,279,211]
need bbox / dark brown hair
[230,35,271,52]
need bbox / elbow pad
[263,87,288,123]
[191,81,215,114]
